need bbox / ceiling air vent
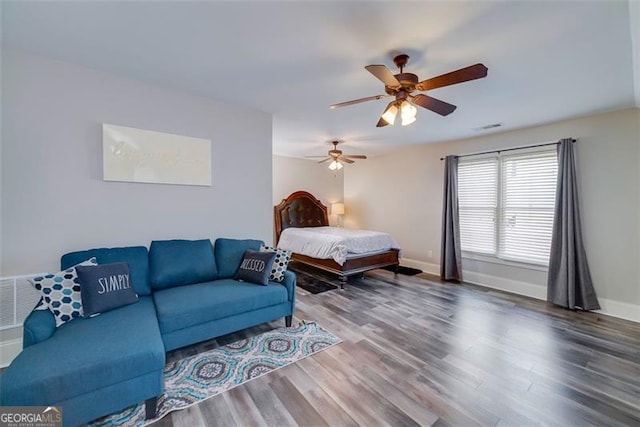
[475,123,503,131]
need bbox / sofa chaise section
[0,297,165,427]
[1,246,164,427]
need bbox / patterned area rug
[91,321,341,426]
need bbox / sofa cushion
[0,297,164,406]
[234,250,277,285]
[76,263,139,317]
[153,279,288,334]
[149,239,217,290]
[214,238,263,279]
[61,246,151,296]
[30,257,98,327]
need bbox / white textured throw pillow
[260,245,292,282]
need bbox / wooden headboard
[274,191,329,243]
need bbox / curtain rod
[439,138,576,161]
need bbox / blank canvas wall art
[103,124,212,186]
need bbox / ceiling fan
[305,141,367,170]
[330,54,488,127]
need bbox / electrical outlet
[427,250,433,258]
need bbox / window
[458,158,498,254]
[458,148,558,266]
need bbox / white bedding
[277,226,401,265]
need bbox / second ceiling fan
[305,141,367,170]
[330,54,488,127]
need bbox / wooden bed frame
[274,191,399,288]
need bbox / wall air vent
[0,275,42,330]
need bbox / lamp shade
[380,103,399,126]
[331,203,345,215]
[400,100,417,126]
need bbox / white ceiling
[2,1,637,158]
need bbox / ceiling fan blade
[415,63,488,91]
[343,155,367,160]
[330,94,388,109]
[315,158,331,164]
[412,94,457,116]
[338,156,355,164]
[305,155,329,158]
[365,65,401,89]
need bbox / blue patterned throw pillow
[76,262,139,317]
[30,257,98,327]
[33,297,48,311]
[260,245,292,282]
[234,250,277,285]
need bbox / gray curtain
[440,155,463,282]
[547,139,600,310]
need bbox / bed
[274,191,400,288]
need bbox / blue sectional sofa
[0,238,296,427]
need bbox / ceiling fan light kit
[305,141,367,170]
[328,160,343,171]
[379,99,417,127]
[330,54,488,127]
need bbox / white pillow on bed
[260,245,292,282]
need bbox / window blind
[457,147,557,266]
[458,157,498,255]
[500,150,557,264]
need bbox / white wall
[273,155,344,239]
[0,4,4,276]
[0,48,3,277]
[630,0,640,107]
[1,49,273,275]
[345,108,640,321]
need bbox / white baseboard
[595,298,640,323]
[401,258,639,323]
[0,337,22,368]
[463,270,547,300]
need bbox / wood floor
[159,269,640,427]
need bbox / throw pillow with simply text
[76,262,139,317]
